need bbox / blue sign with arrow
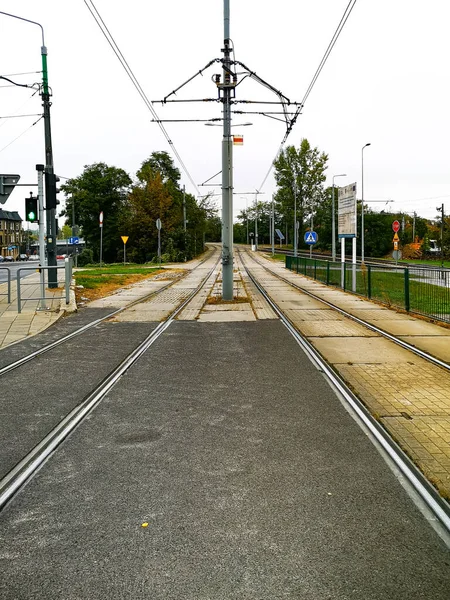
[69,236,79,244]
[304,231,318,245]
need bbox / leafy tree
[121,153,213,263]
[61,163,131,262]
[273,139,328,247]
[59,224,72,240]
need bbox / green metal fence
[285,255,450,323]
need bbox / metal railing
[286,256,450,323]
[16,257,73,313]
[0,267,12,303]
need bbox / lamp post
[361,143,371,263]
[0,10,58,287]
[332,173,346,262]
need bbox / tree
[61,163,131,262]
[59,224,72,240]
[273,139,328,247]
[121,153,214,263]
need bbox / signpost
[156,218,162,266]
[99,211,104,267]
[0,174,20,204]
[393,230,400,264]
[121,236,129,265]
[275,228,285,248]
[304,231,318,245]
[338,183,357,291]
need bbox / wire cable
[257,0,358,192]
[0,115,43,154]
[83,0,200,195]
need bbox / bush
[77,248,94,266]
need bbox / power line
[0,115,43,154]
[0,113,42,119]
[83,0,200,195]
[257,0,359,192]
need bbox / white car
[28,255,40,261]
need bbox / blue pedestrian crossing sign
[304,231,318,245]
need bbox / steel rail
[0,258,220,511]
[0,248,218,377]
[252,253,450,372]
[240,251,450,540]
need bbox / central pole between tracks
[221,0,234,300]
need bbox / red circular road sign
[392,220,400,232]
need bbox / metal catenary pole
[0,12,57,284]
[41,43,58,288]
[221,0,234,300]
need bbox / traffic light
[45,172,61,209]
[25,195,39,223]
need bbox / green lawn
[288,258,450,319]
[74,264,160,289]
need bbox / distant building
[0,209,24,259]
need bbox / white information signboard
[338,183,357,238]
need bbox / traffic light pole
[36,165,48,309]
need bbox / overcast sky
[1,0,449,226]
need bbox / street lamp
[332,173,346,261]
[361,143,371,263]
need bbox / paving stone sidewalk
[0,268,72,349]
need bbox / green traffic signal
[25,196,38,223]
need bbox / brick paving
[245,251,450,500]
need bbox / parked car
[16,254,29,261]
[28,255,40,261]
[0,255,4,263]
[4,256,14,262]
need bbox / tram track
[0,250,221,511]
[0,248,218,378]
[238,247,450,540]
[247,250,450,371]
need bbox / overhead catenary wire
[0,115,43,154]
[83,0,200,196]
[257,0,359,192]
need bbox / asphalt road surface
[1,319,449,599]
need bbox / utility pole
[0,12,57,284]
[42,44,58,288]
[412,211,416,243]
[220,0,234,300]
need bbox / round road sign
[392,220,400,232]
